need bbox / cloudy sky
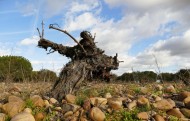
[0,0,190,75]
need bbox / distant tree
[32,69,58,82]
[117,72,133,82]
[139,71,157,82]
[118,71,157,83]
[175,69,190,85]
[161,72,174,81]
[0,56,33,82]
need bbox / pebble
[137,112,149,120]
[65,94,76,104]
[10,112,35,121]
[167,108,185,118]
[89,107,105,121]
[107,98,123,110]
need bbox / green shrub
[25,99,35,109]
[32,69,58,82]
[0,56,32,82]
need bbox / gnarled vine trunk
[50,60,89,101]
[37,23,121,101]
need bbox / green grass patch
[25,99,35,109]
[105,109,141,121]
[168,115,179,121]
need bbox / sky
[0,0,190,75]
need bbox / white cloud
[57,0,190,75]
[17,0,101,18]
[31,60,69,74]
[152,30,190,57]
[69,1,101,14]
[130,29,190,72]
[20,35,39,45]
[31,60,65,65]
[13,0,190,74]
[64,12,100,31]
[104,0,190,10]
[63,1,102,31]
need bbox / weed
[133,87,141,94]
[105,109,140,121]
[25,99,35,109]
[121,110,140,121]
[75,95,87,106]
[137,105,151,112]
[25,99,45,115]
[168,115,179,121]
[152,90,163,96]
[5,115,11,121]
[43,110,57,121]
[105,112,122,121]
[77,88,99,97]
[98,86,115,97]
[32,107,46,115]
[20,91,31,100]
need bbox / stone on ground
[30,95,45,107]
[44,100,51,108]
[154,96,162,102]
[140,87,149,94]
[104,93,112,99]
[49,98,58,104]
[127,100,137,110]
[0,113,6,121]
[180,108,190,118]
[167,99,176,107]
[137,96,149,106]
[83,99,91,110]
[35,112,45,121]
[10,112,35,121]
[155,85,163,91]
[89,107,105,121]
[184,96,190,108]
[63,111,73,118]
[62,103,80,113]
[8,95,24,103]
[107,98,123,110]
[165,85,176,93]
[90,97,107,106]
[179,91,190,101]
[153,99,174,110]
[65,94,76,104]
[23,108,32,114]
[167,108,184,118]
[153,114,165,121]
[2,102,25,117]
[137,112,149,120]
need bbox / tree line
[117,69,190,84]
[0,56,57,82]
[0,55,189,83]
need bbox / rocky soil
[0,82,190,121]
